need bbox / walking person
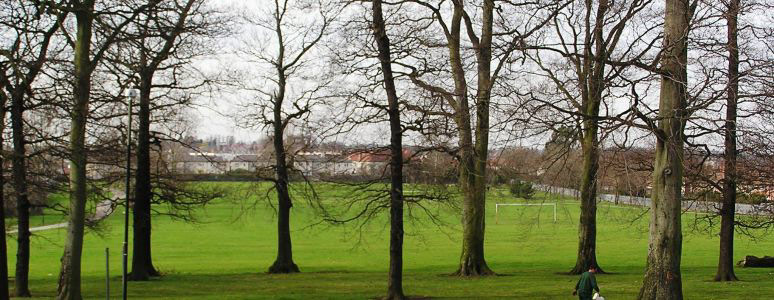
[573,266,601,300]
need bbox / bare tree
[382,0,568,276]
[48,1,159,298]
[683,0,774,282]
[238,0,334,274]
[99,0,228,281]
[370,0,406,297]
[0,1,67,295]
[521,0,656,274]
[714,0,740,282]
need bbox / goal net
[495,203,557,224]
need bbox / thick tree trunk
[715,204,737,280]
[372,0,406,297]
[267,134,299,274]
[386,140,406,300]
[267,64,298,273]
[637,0,690,298]
[129,75,159,281]
[455,0,495,277]
[10,91,31,297]
[715,0,739,282]
[268,171,298,274]
[455,129,493,276]
[571,0,608,275]
[127,1,196,280]
[0,95,11,300]
[57,4,94,300]
[441,3,484,276]
[571,131,603,274]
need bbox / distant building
[175,155,227,174]
[295,152,356,177]
[167,148,422,179]
[229,154,269,172]
[347,151,390,176]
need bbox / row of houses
[173,151,399,177]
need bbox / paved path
[6,189,121,234]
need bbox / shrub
[493,173,507,185]
[739,193,768,205]
[509,180,535,199]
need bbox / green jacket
[575,271,600,297]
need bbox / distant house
[347,151,390,176]
[229,154,269,172]
[175,155,227,174]
[295,152,356,177]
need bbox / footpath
[6,189,121,234]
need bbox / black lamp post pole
[123,89,136,300]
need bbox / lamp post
[123,87,138,300]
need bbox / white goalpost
[495,203,557,224]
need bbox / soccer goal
[495,203,557,224]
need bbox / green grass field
[6,183,774,299]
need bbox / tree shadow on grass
[83,272,391,298]
[436,272,515,278]
[369,296,432,300]
[555,271,621,276]
[304,270,357,274]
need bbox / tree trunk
[571,130,602,274]
[637,0,690,298]
[737,256,774,267]
[268,161,298,274]
[0,92,11,300]
[571,0,608,275]
[129,74,159,281]
[128,0,197,280]
[455,0,494,277]
[455,124,493,276]
[715,0,739,282]
[57,3,94,299]
[439,1,489,276]
[372,0,406,297]
[10,91,31,297]
[267,134,299,274]
[267,63,299,274]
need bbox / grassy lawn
[6,183,774,299]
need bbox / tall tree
[399,0,566,275]
[57,2,98,298]
[714,0,739,282]
[0,2,66,295]
[525,0,655,274]
[638,0,694,298]
[371,0,405,297]
[240,0,332,274]
[403,0,496,276]
[568,0,609,275]
[55,1,156,298]
[121,0,216,281]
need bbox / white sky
[190,0,328,143]
[187,0,770,151]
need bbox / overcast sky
[187,0,263,142]
[189,0,331,143]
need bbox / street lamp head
[126,88,139,99]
